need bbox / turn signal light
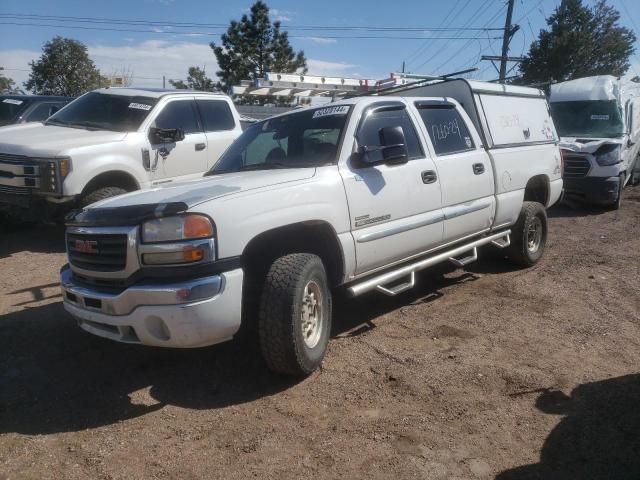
[184,215,214,239]
[183,246,205,262]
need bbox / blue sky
[1,0,639,89]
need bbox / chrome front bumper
[60,266,244,348]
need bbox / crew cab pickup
[60,79,563,376]
[0,88,242,221]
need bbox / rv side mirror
[149,127,185,145]
[353,126,409,167]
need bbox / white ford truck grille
[563,155,591,178]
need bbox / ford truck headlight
[35,157,71,195]
[140,214,215,265]
[594,144,621,166]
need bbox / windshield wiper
[69,121,116,131]
[44,118,69,126]
[238,162,290,171]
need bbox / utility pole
[499,0,516,83]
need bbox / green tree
[211,0,307,94]
[25,36,109,96]
[0,67,16,92]
[169,66,216,91]
[519,0,636,85]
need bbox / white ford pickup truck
[0,88,242,221]
[60,79,563,376]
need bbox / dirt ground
[1,187,639,480]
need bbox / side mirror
[628,138,636,148]
[354,126,409,167]
[149,127,185,145]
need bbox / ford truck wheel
[258,253,332,376]
[80,186,128,208]
[507,201,547,267]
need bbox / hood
[0,123,127,157]
[559,137,623,154]
[86,168,317,211]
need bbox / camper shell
[550,75,640,208]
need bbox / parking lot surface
[1,188,639,479]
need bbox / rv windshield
[550,100,624,138]
[208,105,351,174]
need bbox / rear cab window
[196,100,236,131]
[416,103,475,156]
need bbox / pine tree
[169,67,216,91]
[211,1,307,94]
[519,0,636,85]
[25,37,109,96]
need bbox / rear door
[147,97,208,184]
[340,101,443,275]
[195,98,241,169]
[414,101,495,243]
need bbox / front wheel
[258,253,332,376]
[79,186,128,208]
[507,201,548,267]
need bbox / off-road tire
[80,186,128,208]
[258,253,332,376]
[507,201,547,267]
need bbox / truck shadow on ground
[496,374,640,480]
[0,264,484,435]
[0,221,66,258]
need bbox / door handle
[473,163,485,175]
[421,170,437,184]
[195,143,206,151]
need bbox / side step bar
[348,230,511,297]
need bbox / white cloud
[305,59,358,76]
[271,9,294,22]
[0,40,217,89]
[299,37,337,45]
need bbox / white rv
[550,76,640,209]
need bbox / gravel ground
[1,187,639,480]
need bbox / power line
[0,21,502,40]
[0,13,505,32]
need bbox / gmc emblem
[74,239,99,254]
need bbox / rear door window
[417,105,475,155]
[196,100,236,131]
[153,100,201,134]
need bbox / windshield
[0,97,30,126]
[46,92,158,132]
[550,100,624,138]
[208,105,351,174]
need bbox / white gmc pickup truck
[0,88,242,221]
[60,79,563,376]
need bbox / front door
[340,101,443,275]
[147,97,208,185]
[414,102,495,243]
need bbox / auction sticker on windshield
[312,105,349,118]
[591,115,610,121]
[2,99,23,105]
[129,102,152,111]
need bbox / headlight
[35,157,71,194]
[594,144,621,166]
[141,214,214,243]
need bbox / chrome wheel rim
[527,216,543,253]
[301,280,323,349]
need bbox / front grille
[67,233,128,272]
[563,155,591,178]
[0,153,29,163]
[0,185,30,195]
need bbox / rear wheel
[258,253,332,376]
[79,186,128,208]
[507,201,548,267]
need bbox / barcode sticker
[129,102,152,111]
[590,114,609,120]
[312,105,350,118]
